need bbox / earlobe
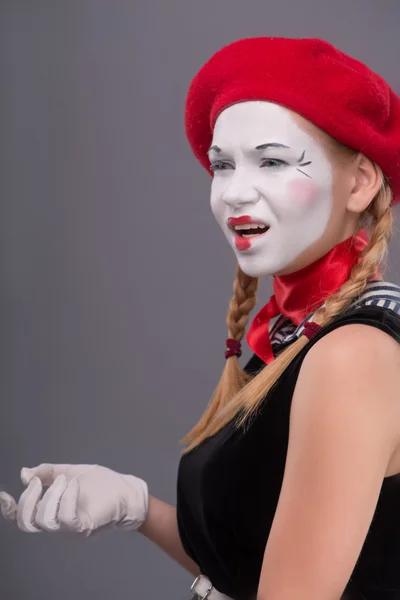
[347,155,382,214]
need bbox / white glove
[0,463,149,537]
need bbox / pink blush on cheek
[288,179,320,207]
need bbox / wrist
[137,494,154,536]
[137,494,171,538]
[113,474,149,533]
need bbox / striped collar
[270,280,400,349]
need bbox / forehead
[211,101,314,148]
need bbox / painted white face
[209,101,334,277]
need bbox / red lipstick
[227,215,270,251]
[235,236,252,251]
[227,215,267,227]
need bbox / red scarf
[246,229,376,363]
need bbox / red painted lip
[235,235,252,251]
[228,215,270,252]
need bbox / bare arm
[138,495,201,577]
[257,324,400,600]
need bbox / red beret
[185,37,400,204]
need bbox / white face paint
[209,101,334,277]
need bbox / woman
[2,37,400,600]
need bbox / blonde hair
[180,134,394,455]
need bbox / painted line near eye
[296,168,312,178]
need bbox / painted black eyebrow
[207,142,291,155]
[254,143,291,150]
[207,145,222,155]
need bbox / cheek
[287,178,321,209]
[210,192,219,219]
[210,183,225,221]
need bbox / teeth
[233,223,267,231]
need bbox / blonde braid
[180,265,258,452]
[227,264,259,340]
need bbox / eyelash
[209,158,289,171]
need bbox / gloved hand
[0,463,149,537]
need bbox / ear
[347,154,382,214]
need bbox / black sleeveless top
[176,284,400,600]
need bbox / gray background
[1,1,400,599]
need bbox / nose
[222,176,260,209]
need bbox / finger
[21,464,71,487]
[34,474,68,532]
[16,477,43,532]
[58,478,91,536]
[0,492,18,526]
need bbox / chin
[236,257,280,278]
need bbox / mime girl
[2,36,400,600]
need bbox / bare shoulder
[305,321,400,373]
[297,321,400,476]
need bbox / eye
[260,158,289,168]
[209,160,234,172]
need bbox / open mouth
[231,223,270,238]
